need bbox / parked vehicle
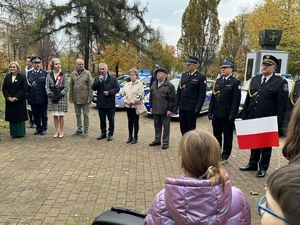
[143,78,214,118]
[92,75,151,108]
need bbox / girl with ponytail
[144,130,251,225]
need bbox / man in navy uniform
[239,55,288,178]
[208,61,241,164]
[174,56,207,136]
[27,56,48,135]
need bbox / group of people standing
[2,56,79,139]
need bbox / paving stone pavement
[0,105,288,225]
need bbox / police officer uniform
[282,80,300,134]
[27,56,49,135]
[208,61,241,162]
[175,56,207,136]
[239,55,288,177]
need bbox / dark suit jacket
[241,74,288,128]
[175,71,207,112]
[209,75,241,119]
[92,73,120,108]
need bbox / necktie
[262,77,266,85]
[223,78,225,83]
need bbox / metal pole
[84,20,89,70]
[13,43,16,60]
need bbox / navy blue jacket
[27,69,48,104]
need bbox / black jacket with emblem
[92,73,120,108]
[175,71,207,112]
[209,75,241,119]
[240,74,288,128]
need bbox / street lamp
[13,39,19,60]
[75,13,94,70]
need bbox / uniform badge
[283,83,288,92]
[238,85,241,90]
[204,80,207,84]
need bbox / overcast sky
[137,0,261,46]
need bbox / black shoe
[161,144,169,149]
[256,170,266,178]
[126,137,133,143]
[40,131,46,135]
[149,141,161,146]
[239,164,258,171]
[97,133,107,140]
[34,130,40,135]
[131,138,137,144]
[107,135,113,141]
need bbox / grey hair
[99,63,108,69]
[50,58,60,69]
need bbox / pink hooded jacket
[144,175,251,225]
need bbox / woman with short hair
[45,58,68,138]
[121,68,144,144]
[2,61,28,138]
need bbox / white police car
[144,78,214,118]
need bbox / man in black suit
[208,61,241,164]
[174,56,207,136]
[239,55,288,178]
[92,63,120,141]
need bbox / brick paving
[0,105,288,224]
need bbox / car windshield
[117,76,130,85]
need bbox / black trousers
[31,103,48,132]
[126,107,139,138]
[249,147,272,171]
[179,109,197,136]
[212,117,234,160]
[98,107,115,136]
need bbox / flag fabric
[234,116,279,150]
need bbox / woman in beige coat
[121,68,144,144]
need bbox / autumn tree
[92,42,139,77]
[0,0,49,59]
[177,0,220,74]
[245,0,300,76]
[139,41,182,75]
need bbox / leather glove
[52,96,59,103]
[194,109,199,116]
[208,113,212,121]
[228,116,235,122]
[173,106,179,114]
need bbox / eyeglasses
[258,195,295,225]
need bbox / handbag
[135,103,147,115]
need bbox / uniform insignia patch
[283,83,288,92]
[204,80,207,84]
[238,85,241,90]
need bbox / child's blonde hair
[178,130,227,190]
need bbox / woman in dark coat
[45,58,68,138]
[2,61,28,138]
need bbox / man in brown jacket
[69,58,93,137]
[149,68,175,149]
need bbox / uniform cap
[185,56,198,65]
[220,61,234,68]
[262,55,279,66]
[30,56,41,63]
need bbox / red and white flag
[234,116,279,150]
